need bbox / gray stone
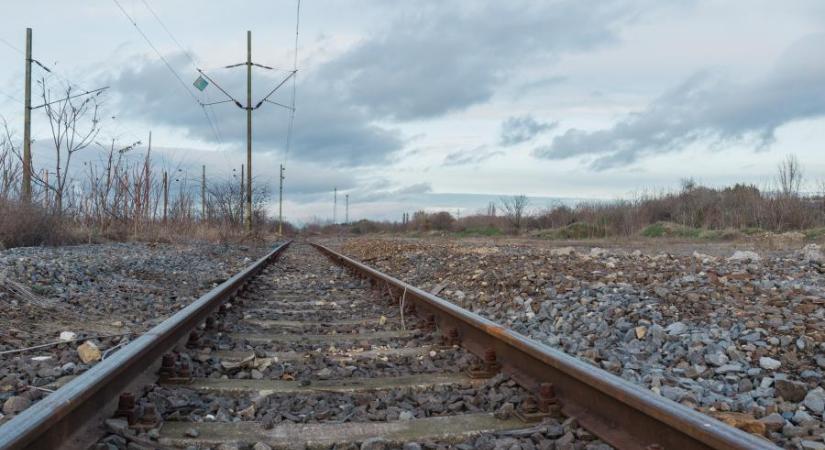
[398,410,414,421]
[782,423,806,438]
[759,412,785,432]
[758,357,781,370]
[803,388,825,413]
[728,250,760,262]
[661,386,689,402]
[61,362,77,374]
[705,350,729,367]
[216,445,241,450]
[666,322,688,335]
[252,443,273,450]
[801,441,825,450]
[715,363,742,373]
[102,435,127,448]
[103,418,129,435]
[792,409,815,425]
[361,437,388,450]
[185,428,199,438]
[402,444,422,450]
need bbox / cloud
[105,52,404,166]
[317,0,648,120]
[499,115,557,146]
[534,33,825,170]
[443,145,503,166]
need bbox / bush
[640,221,700,238]
[0,200,76,247]
[555,222,606,239]
[456,226,502,237]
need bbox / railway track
[0,242,777,450]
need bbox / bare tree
[777,154,803,198]
[500,195,530,232]
[0,119,21,201]
[32,80,103,214]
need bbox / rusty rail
[0,241,291,450]
[311,242,777,450]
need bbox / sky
[2,1,825,223]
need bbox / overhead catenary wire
[0,36,23,55]
[139,0,224,144]
[283,0,301,165]
[0,88,23,105]
[3,30,91,95]
[111,0,222,145]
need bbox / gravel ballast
[0,242,267,423]
[334,238,825,449]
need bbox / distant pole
[345,194,349,224]
[201,165,206,222]
[333,187,337,224]
[145,132,152,219]
[162,171,168,223]
[244,30,253,231]
[43,170,48,208]
[278,164,285,235]
[22,28,32,202]
[239,164,244,225]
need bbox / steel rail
[0,241,291,450]
[311,242,777,450]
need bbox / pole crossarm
[263,99,295,111]
[30,58,51,73]
[200,99,235,107]
[31,86,108,110]
[196,69,244,108]
[254,71,296,109]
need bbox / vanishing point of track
[0,242,776,449]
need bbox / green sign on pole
[193,75,208,92]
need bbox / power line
[0,88,23,105]
[0,36,23,55]
[1,33,90,99]
[283,0,301,164]
[138,0,224,144]
[111,0,222,145]
[139,0,198,68]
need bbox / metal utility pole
[163,170,169,224]
[145,132,152,220]
[333,187,337,224]
[345,194,349,224]
[239,164,244,224]
[245,31,253,231]
[201,165,206,222]
[22,28,32,202]
[278,164,285,235]
[195,30,297,232]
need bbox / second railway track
[0,242,777,450]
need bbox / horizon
[2,1,825,223]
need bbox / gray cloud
[443,145,503,166]
[499,115,557,146]
[318,0,649,120]
[534,33,825,170]
[105,53,404,166]
[347,181,433,203]
[100,0,667,167]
